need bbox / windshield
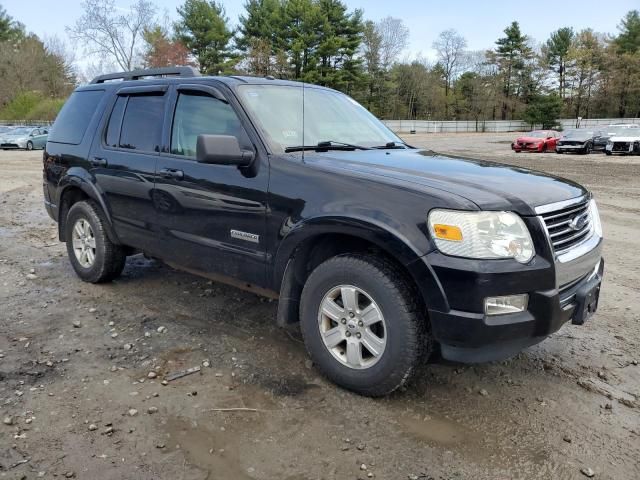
[237,84,402,153]
[605,126,634,136]
[10,127,32,135]
[563,129,593,138]
[526,131,548,138]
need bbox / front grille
[540,200,592,255]
[612,141,630,152]
[558,140,583,146]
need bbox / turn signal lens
[433,224,463,241]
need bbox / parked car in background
[555,129,599,154]
[593,125,638,151]
[511,130,559,152]
[0,126,49,150]
[605,131,640,155]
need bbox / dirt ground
[1,133,638,480]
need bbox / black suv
[43,67,604,396]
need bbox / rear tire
[65,200,126,283]
[299,254,430,396]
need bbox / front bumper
[556,144,587,153]
[512,143,543,152]
[423,232,603,363]
[0,139,28,149]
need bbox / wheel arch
[57,170,120,245]
[273,216,443,326]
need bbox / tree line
[1,1,639,124]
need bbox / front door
[90,86,168,254]
[152,83,269,287]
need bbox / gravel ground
[0,133,638,480]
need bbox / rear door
[90,85,169,254]
[152,83,269,286]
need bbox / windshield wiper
[284,140,371,153]
[372,141,409,150]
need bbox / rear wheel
[299,254,430,396]
[65,200,126,283]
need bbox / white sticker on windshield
[247,91,259,97]
[282,130,298,138]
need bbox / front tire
[26,141,33,151]
[65,200,126,283]
[299,254,430,396]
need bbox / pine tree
[175,0,235,74]
[544,27,574,99]
[491,21,533,119]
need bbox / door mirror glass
[196,134,254,166]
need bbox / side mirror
[196,134,254,167]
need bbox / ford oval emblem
[568,213,588,231]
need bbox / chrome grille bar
[539,198,593,255]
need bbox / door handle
[159,168,184,180]
[90,157,107,167]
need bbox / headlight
[428,209,535,263]
[589,199,602,238]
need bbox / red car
[511,130,560,153]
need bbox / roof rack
[90,66,201,84]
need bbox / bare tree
[378,17,410,70]
[433,29,467,98]
[66,0,156,72]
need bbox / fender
[272,215,449,324]
[56,167,121,244]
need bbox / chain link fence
[383,118,640,134]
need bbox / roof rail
[90,66,201,84]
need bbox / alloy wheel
[71,218,97,268]
[317,285,387,369]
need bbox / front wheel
[65,200,126,283]
[26,141,33,151]
[299,254,430,396]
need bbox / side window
[118,94,165,152]
[48,90,104,145]
[32,129,39,136]
[105,96,127,148]
[170,92,249,157]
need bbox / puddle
[163,417,254,480]
[399,414,475,446]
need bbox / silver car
[0,126,49,150]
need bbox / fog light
[485,294,529,316]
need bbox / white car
[605,134,640,155]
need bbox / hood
[515,136,545,143]
[2,133,28,139]
[304,149,587,215]
[610,136,640,142]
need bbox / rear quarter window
[48,90,104,145]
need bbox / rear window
[49,90,104,145]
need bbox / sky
[2,0,638,66]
